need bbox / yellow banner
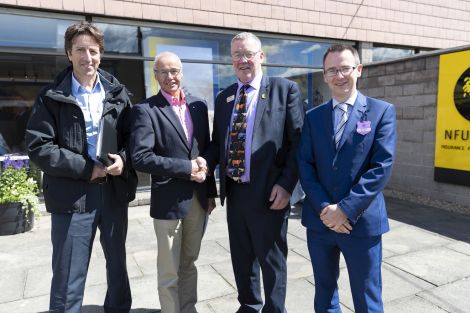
[435,50,470,173]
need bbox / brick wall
[2,0,470,49]
[359,47,470,214]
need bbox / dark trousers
[226,178,289,313]
[307,229,383,313]
[49,184,131,313]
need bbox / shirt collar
[161,89,186,107]
[237,71,263,92]
[71,73,102,95]
[332,90,358,109]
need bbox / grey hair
[231,32,262,51]
[153,51,183,72]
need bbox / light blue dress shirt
[71,73,106,161]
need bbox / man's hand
[90,163,106,181]
[106,153,124,176]
[269,184,291,210]
[207,197,216,214]
[191,157,208,183]
[320,204,352,234]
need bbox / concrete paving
[1,195,469,313]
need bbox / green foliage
[0,158,40,220]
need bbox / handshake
[190,156,209,183]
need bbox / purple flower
[2,156,29,170]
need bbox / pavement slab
[1,195,470,313]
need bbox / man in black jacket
[25,21,137,313]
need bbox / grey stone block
[197,264,236,301]
[386,62,405,75]
[425,56,439,70]
[378,75,395,86]
[402,106,424,119]
[419,278,470,313]
[385,246,470,285]
[403,83,425,96]
[384,295,448,313]
[414,94,437,106]
[383,224,452,255]
[368,64,387,77]
[393,95,414,107]
[364,86,385,98]
[0,269,26,303]
[404,59,425,71]
[423,106,436,119]
[423,80,438,94]
[385,85,403,97]
[399,130,423,143]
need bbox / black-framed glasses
[231,51,260,61]
[155,68,181,77]
[324,66,356,77]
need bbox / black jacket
[26,66,137,213]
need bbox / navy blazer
[130,92,217,219]
[298,92,396,237]
[206,75,304,206]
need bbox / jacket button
[333,166,337,171]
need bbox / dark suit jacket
[206,75,304,207]
[130,92,217,219]
[298,92,397,237]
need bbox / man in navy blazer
[297,45,396,313]
[130,52,217,313]
[206,32,303,313]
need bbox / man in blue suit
[297,45,396,313]
[206,32,303,313]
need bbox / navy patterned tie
[227,85,249,180]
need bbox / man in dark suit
[206,32,304,313]
[130,51,216,313]
[297,45,397,313]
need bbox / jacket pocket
[42,174,87,213]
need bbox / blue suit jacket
[298,92,396,237]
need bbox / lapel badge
[261,93,266,99]
[227,95,235,103]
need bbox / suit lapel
[222,84,238,154]
[187,97,199,153]
[336,92,368,152]
[323,100,336,154]
[253,75,269,135]
[156,92,190,151]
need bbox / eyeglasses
[231,51,260,61]
[155,68,181,77]
[324,66,356,77]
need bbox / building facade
[1,0,470,194]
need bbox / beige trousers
[153,196,207,313]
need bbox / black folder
[96,118,117,166]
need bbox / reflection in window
[0,53,70,156]
[261,38,329,67]
[96,23,139,54]
[372,46,414,62]
[0,13,80,50]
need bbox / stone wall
[359,47,470,214]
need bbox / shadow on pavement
[38,307,160,313]
[289,197,470,243]
[386,197,470,243]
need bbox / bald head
[153,51,183,96]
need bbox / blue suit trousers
[307,229,383,313]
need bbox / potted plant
[0,156,40,235]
